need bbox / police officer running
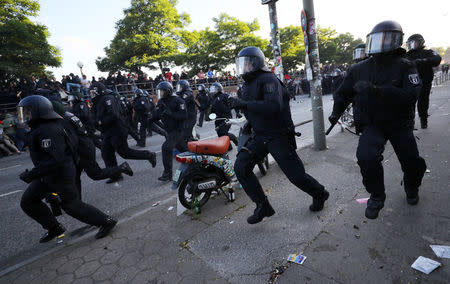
[353,43,368,63]
[228,46,329,224]
[133,88,152,147]
[176,80,197,141]
[405,34,442,129]
[329,21,427,219]
[18,95,117,242]
[149,82,188,182]
[91,82,156,183]
[196,84,210,127]
[210,82,238,149]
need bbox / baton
[325,122,337,135]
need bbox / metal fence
[433,71,450,86]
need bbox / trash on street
[411,256,441,274]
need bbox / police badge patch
[41,139,51,148]
[180,104,185,110]
[106,100,112,106]
[264,83,275,93]
[408,74,420,85]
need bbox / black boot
[95,217,117,239]
[309,189,330,212]
[119,162,133,176]
[404,185,419,205]
[158,171,172,182]
[147,151,157,168]
[365,198,385,219]
[136,141,146,147]
[247,198,275,224]
[106,175,123,184]
[420,117,428,129]
[40,223,66,243]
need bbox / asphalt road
[0,94,335,271]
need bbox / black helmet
[209,82,223,95]
[143,90,150,97]
[197,84,206,92]
[366,20,403,55]
[90,82,106,98]
[17,95,60,124]
[134,88,144,97]
[235,46,269,78]
[353,43,367,61]
[406,34,425,51]
[156,81,173,100]
[176,80,191,93]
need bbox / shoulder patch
[180,103,185,110]
[106,100,112,106]
[183,94,188,99]
[408,74,420,85]
[41,138,51,149]
[264,82,275,93]
[80,105,84,109]
[141,101,145,104]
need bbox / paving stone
[50,273,74,284]
[68,245,92,260]
[118,251,142,268]
[57,258,84,275]
[176,259,202,276]
[100,250,122,265]
[110,266,139,284]
[29,271,58,284]
[83,247,107,262]
[91,264,117,281]
[74,260,101,278]
[72,277,94,284]
[132,269,160,284]
[43,255,69,271]
[12,268,41,283]
[135,254,162,270]
[157,271,182,283]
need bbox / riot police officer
[353,43,368,63]
[18,95,117,242]
[69,91,102,149]
[405,34,442,128]
[109,90,140,144]
[149,82,188,181]
[228,46,329,224]
[329,21,427,219]
[196,84,210,127]
[91,82,156,183]
[143,90,167,138]
[133,88,152,147]
[176,80,197,141]
[210,82,238,148]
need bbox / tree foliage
[279,25,305,72]
[316,27,363,65]
[0,0,61,82]
[96,0,190,74]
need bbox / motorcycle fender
[172,163,191,190]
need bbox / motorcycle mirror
[209,113,217,120]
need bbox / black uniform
[94,92,155,180]
[234,70,326,205]
[117,95,140,142]
[133,94,152,146]
[150,95,188,175]
[331,49,427,202]
[405,48,442,124]
[196,90,210,127]
[20,119,110,231]
[72,100,102,149]
[177,90,197,141]
[210,92,238,146]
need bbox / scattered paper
[425,169,431,173]
[168,206,174,211]
[114,182,120,187]
[356,197,369,204]
[430,245,450,258]
[229,221,234,224]
[411,256,441,274]
[287,253,307,265]
[152,201,161,207]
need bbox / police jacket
[332,49,422,133]
[177,90,197,118]
[211,92,232,127]
[61,112,96,161]
[150,95,187,132]
[27,119,76,184]
[241,70,293,137]
[406,48,442,83]
[133,95,151,113]
[72,100,90,124]
[196,91,210,110]
[92,93,127,137]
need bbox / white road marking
[0,190,23,198]
[0,165,21,171]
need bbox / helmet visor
[366,31,403,55]
[236,56,256,76]
[406,40,418,51]
[17,106,32,124]
[210,85,217,94]
[198,85,204,91]
[156,89,163,100]
[176,84,182,92]
[353,48,366,60]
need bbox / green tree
[279,25,305,72]
[0,0,61,82]
[96,0,190,74]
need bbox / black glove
[328,113,339,125]
[228,97,248,110]
[353,81,375,94]
[19,169,33,183]
[414,58,428,66]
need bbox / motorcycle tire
[178,178,212,209]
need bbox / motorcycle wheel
[178,178,212,209]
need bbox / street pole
[302,0,326,150]
[263,0,284,82]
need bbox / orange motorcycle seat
[188,136,230,155]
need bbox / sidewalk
[1,82,449,284]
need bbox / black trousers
[183,114,197,141]
[136,112,149,144]
[101,134,149,176]
[198,110,205,127]
[162,130,188,174]
[20,179,108,230]
[234,135,325,204]
[417,82,432,119]
[148,122,167,137]
[356,124,426,200]
[216,123,238,146]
